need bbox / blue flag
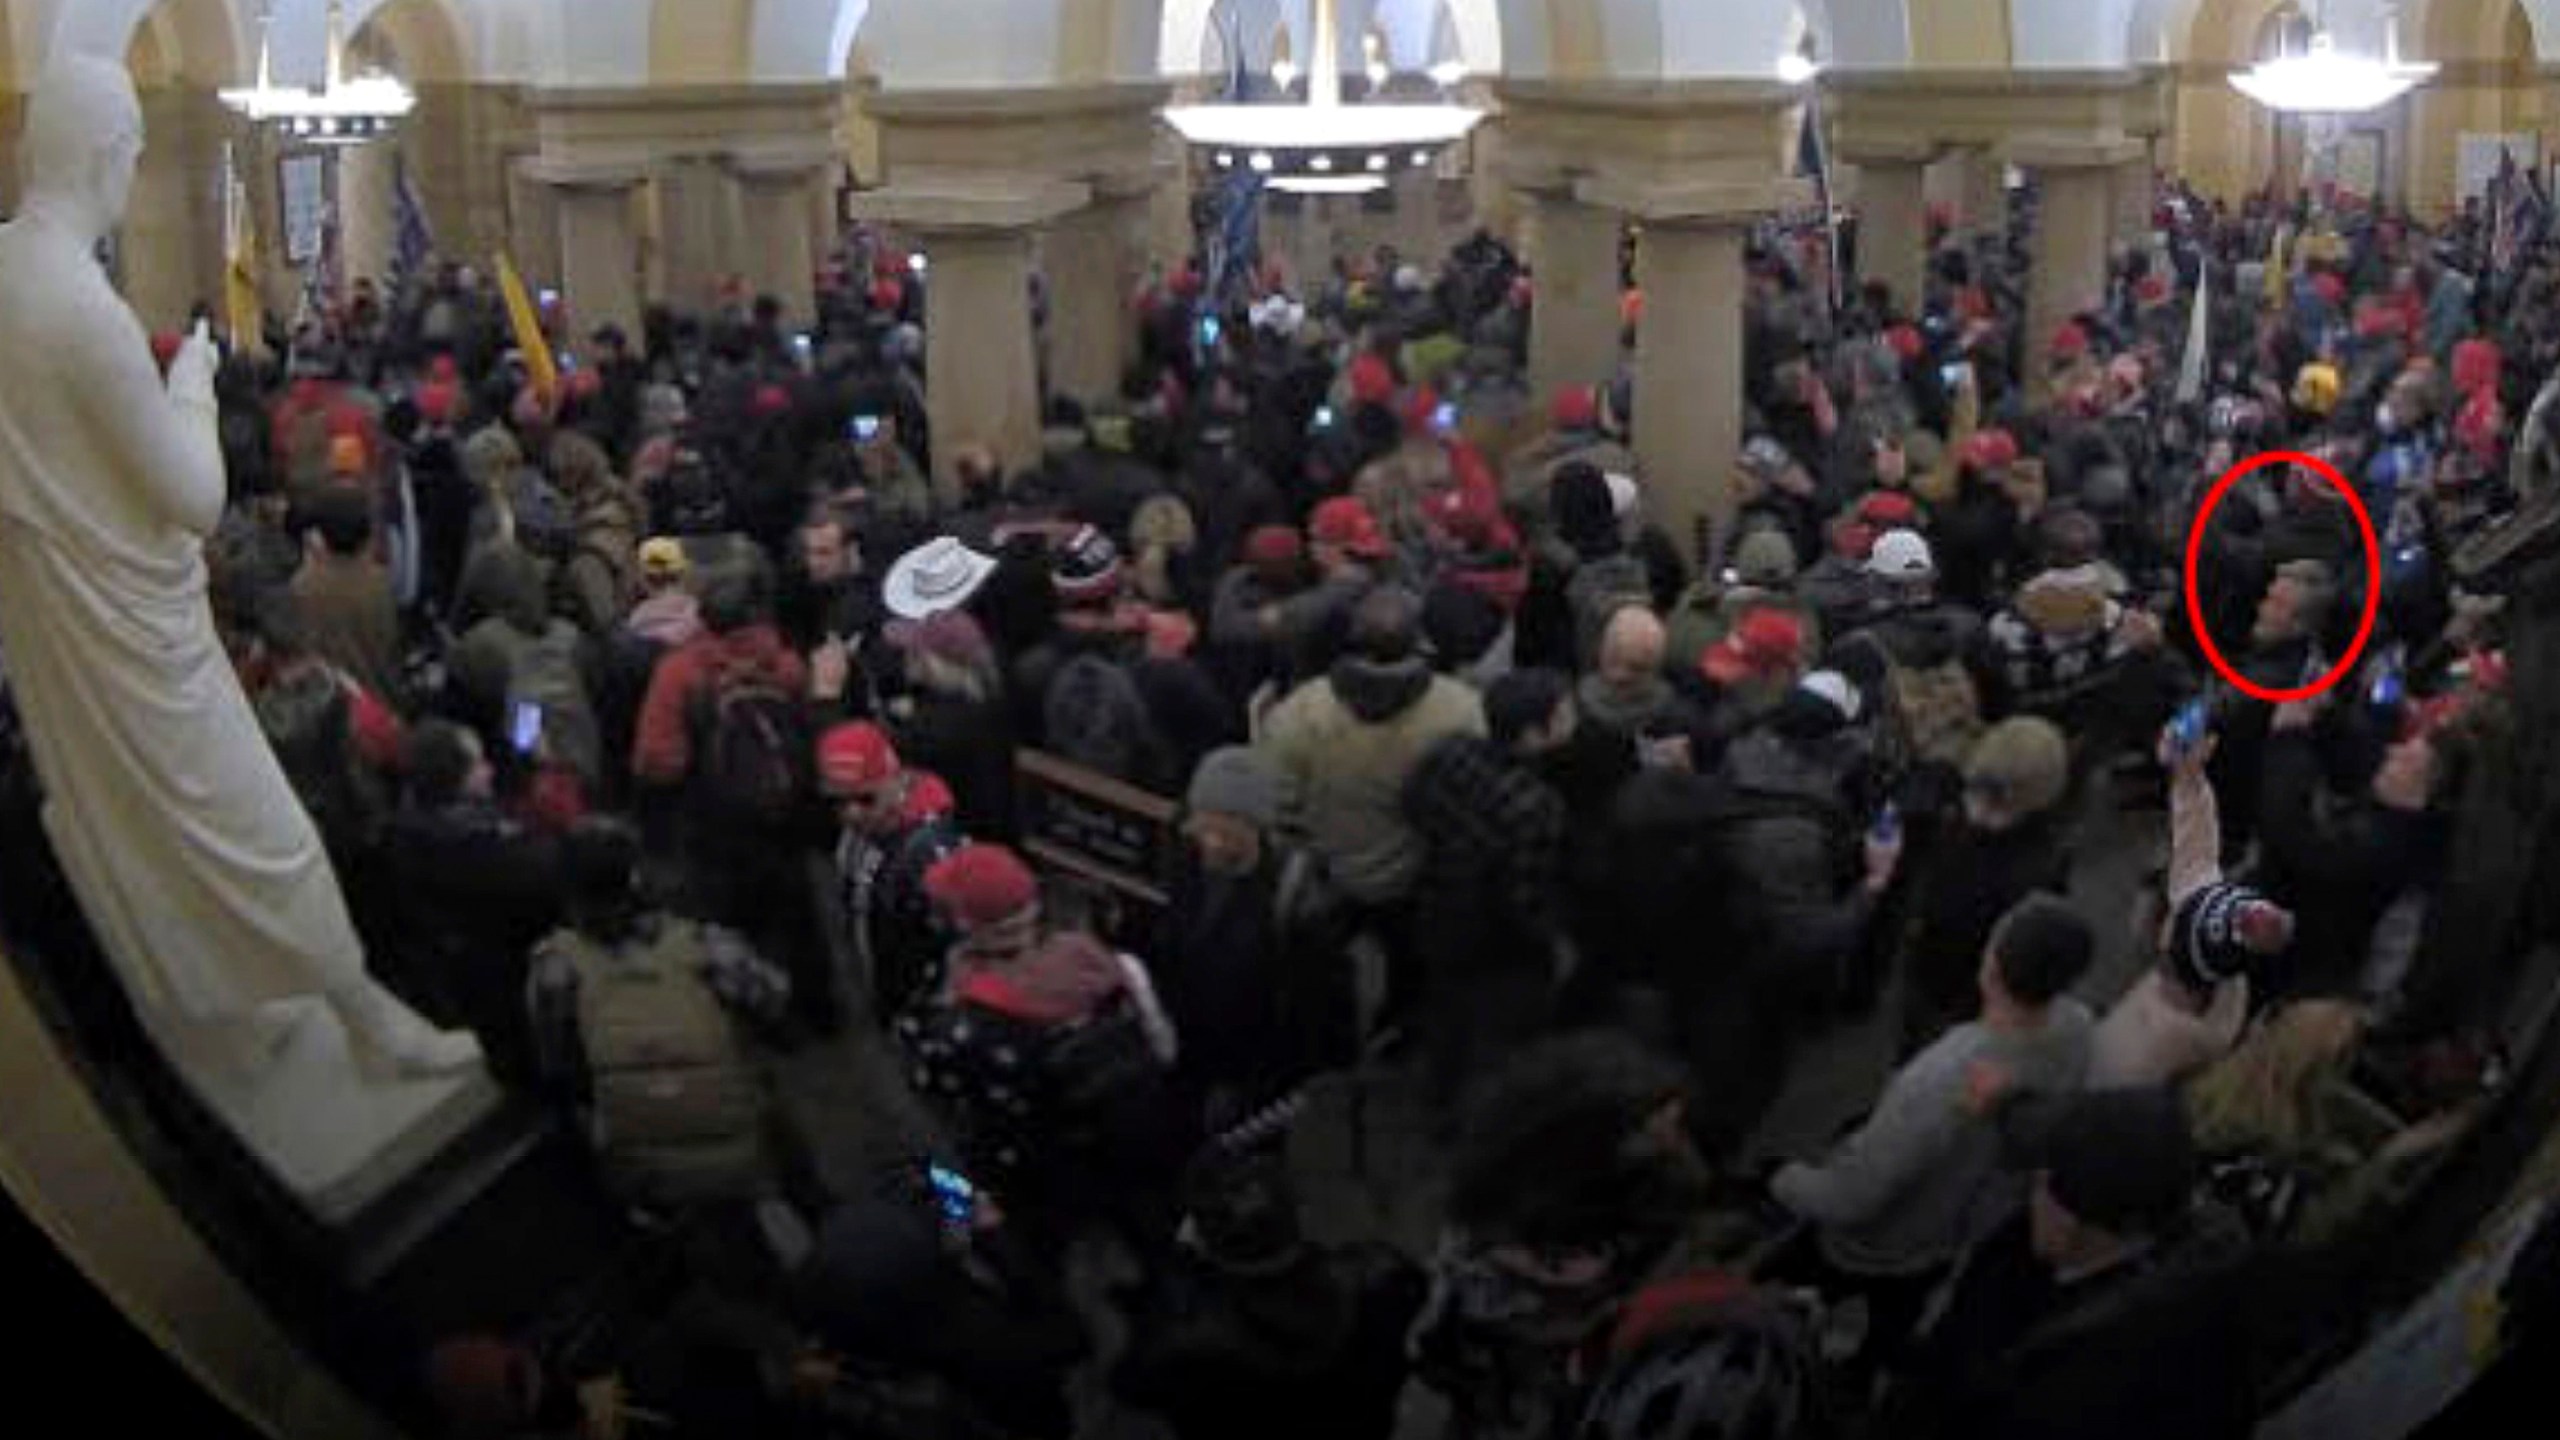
[392,155,436,290]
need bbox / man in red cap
[817,721,962,1019]
[1501,383,1637,516]
[1207,523,1315,699]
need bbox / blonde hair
[1964,717,2071,817]
[2185,999,2368,1158]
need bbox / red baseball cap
[1310,496,1390,560]
[1243,524,1305,568]
[816,722,901,796]
[1349,353,1397,407]
[1552,384,1599,430]
[1702,607,1806,685]
[925,843,1041,936]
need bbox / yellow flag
[222,157,263,356]
[496,253,559,405]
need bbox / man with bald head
[1577,604,1709,771]
[0,55,477,1145]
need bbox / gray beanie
[1187,747,1281,828]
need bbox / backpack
[694,652,812,829]
[504,623,602,781]
[1042,653,1171,791]
[1040,989,1174,1162]
[554,920,767,1205]
[507,469,578,562]
[1838,629,1984,783]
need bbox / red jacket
[633,624,809,786]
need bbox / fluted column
[507,157,563,285]
[124,87,227,331]
[731,155,828,326]
[1042,184,1149,406]
[2019,139,2142,393]
[852,180,1088,495]
[528,161,647,344]
[1845,142,1932,313]
[655,155,748,311]
[1521,184,1624,403]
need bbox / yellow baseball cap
[638,537,689,581]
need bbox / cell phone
[792,333,814,368]
[851,414,883,443]
[2369,645,2406,710]
[537,287,560,308]
[1941,361,1971,391]
[1199,315,1222,348]
[1431,400,1458,434]
[1870,801,1901,847]
[2168,696,2211,755]
[1311,405,1336,431]
[926,1162,977,1227]
[509,699,544,756]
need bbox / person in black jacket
[1887,1087,2260,1440]
[379,720,563,1083]
[1113,1151,1425,1440]
[1158,747,1305,1125]
[884,610,1018,842]
[2254,694,2457,1004]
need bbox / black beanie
[2169,882,2272,994]
[1551,462,1618,557]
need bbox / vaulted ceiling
[0,0,2549,92]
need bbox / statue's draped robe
[0,220,364,1023]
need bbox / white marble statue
[0,57,491,1221]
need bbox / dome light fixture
[1166,0,1481,183]
[2230,27,2434,114]
[220,0,414,143]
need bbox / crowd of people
[5,166,2557,1440]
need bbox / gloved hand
[165,319,219,415]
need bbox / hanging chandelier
[1164,0,1480,197]
[220,0,415,144]
[2230,19,2434,114]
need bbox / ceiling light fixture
[1776,53,1819,85]
[220,0,414,143]
[2230,15,2434,113]
[1166,0,1480,180]
[1269,176,1390,196]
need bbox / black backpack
[1041,991,1172,1161]
[693,656,811,829]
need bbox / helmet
[1573,1294,1825,1440]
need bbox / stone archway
[350,0,503,265]
[112,0,246,329]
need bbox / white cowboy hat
[883,537,997,621]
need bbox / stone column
[507,158,562,286]
[125,87,224,332]
[1844,144,1932,314]
[1958,146,2008,245]
[337,141,398,291]
[1624,217,1749,566]
[1392,164,1441,265]
[1,91,24,217]
[1042,186,1147,406]
[852,180,1088,496]
[731,158,826,326]
[2111,157,2154,248]
[1521,185,1623,404]
[2019,141,2141,393]
[544,170,645,344]
[656,155,747,311]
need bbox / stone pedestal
[2020,139,2143,391]
[1521,186,1624,404]
[1042,188,1148,407]
[1845,145,1932,314]
[853,180,1088,496]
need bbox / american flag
[1797,85,1841,313]
[392,154,436,291]
[2490,146,2546,282]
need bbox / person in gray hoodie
[1768,894,2097,1381]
